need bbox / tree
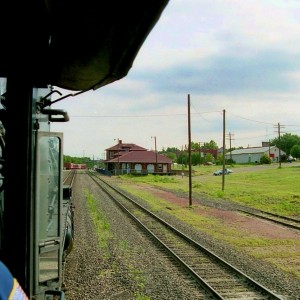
[164,152,177,161]
[202,140,218,150]
[290,144,300,159]
[177,152,188,166]
[188,140,219,151]
[204,153,214,164]
[190,141,200,150]
[216,154,224,165]
[63,155,94,168]
[270,133,300,155]
[163,147,180,153]
[190,152,198,165]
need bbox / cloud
[51,0,300,157]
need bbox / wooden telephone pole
[187,94,192,206]
[274,123,285,168]
[222,109,226,191]
[226,132,234,161]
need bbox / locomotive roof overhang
[0,0,169,92]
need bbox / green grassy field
[118,163,300,218]
[99,164,300,280]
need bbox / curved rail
[88,172,284,300]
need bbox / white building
[225,146,285,164]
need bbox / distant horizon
[63,138,289,159]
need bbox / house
[225,144,285,164]
[103,140,173,175]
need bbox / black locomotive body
[0,84,72,299]
[0,1,169,299]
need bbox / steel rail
[237,208,300,230]
[88,172,284,300]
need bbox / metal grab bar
[41,109,70,122]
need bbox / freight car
[64,163,87,170]
[0,1,169,299]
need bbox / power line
[227,111,274,125]
[70,113,186,118]
[70,110,300,128]
[70,111,221,118]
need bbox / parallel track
[88,172,284,300]
[63,169,76,186]
[237,208,300,230]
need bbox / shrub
[260,154,271,164]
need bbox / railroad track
[63,169,76,186]
[88,172,284,300]
[236,208,300,230]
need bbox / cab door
[34,131,64,298]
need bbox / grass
[120,164,300,218]
[116,166,300,278]
[84,189,152,299]
[116,183,299,247]
[85,189,112,249]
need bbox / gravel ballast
[63,173,300,300]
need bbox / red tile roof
[108,150,172,164]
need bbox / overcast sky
[52,0,300,159]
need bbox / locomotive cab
[0,83,71,299]
[34,90,73,298]
[0,1,169,299]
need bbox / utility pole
[151,136,158,172]
[222,109,226,191]
[274,123,285,168]
[199,142,201,166]
[118,141,120,174]
[226,132,234,161]
[278,123,282,168]
[114,138,120,175]
[187,94,192,206]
